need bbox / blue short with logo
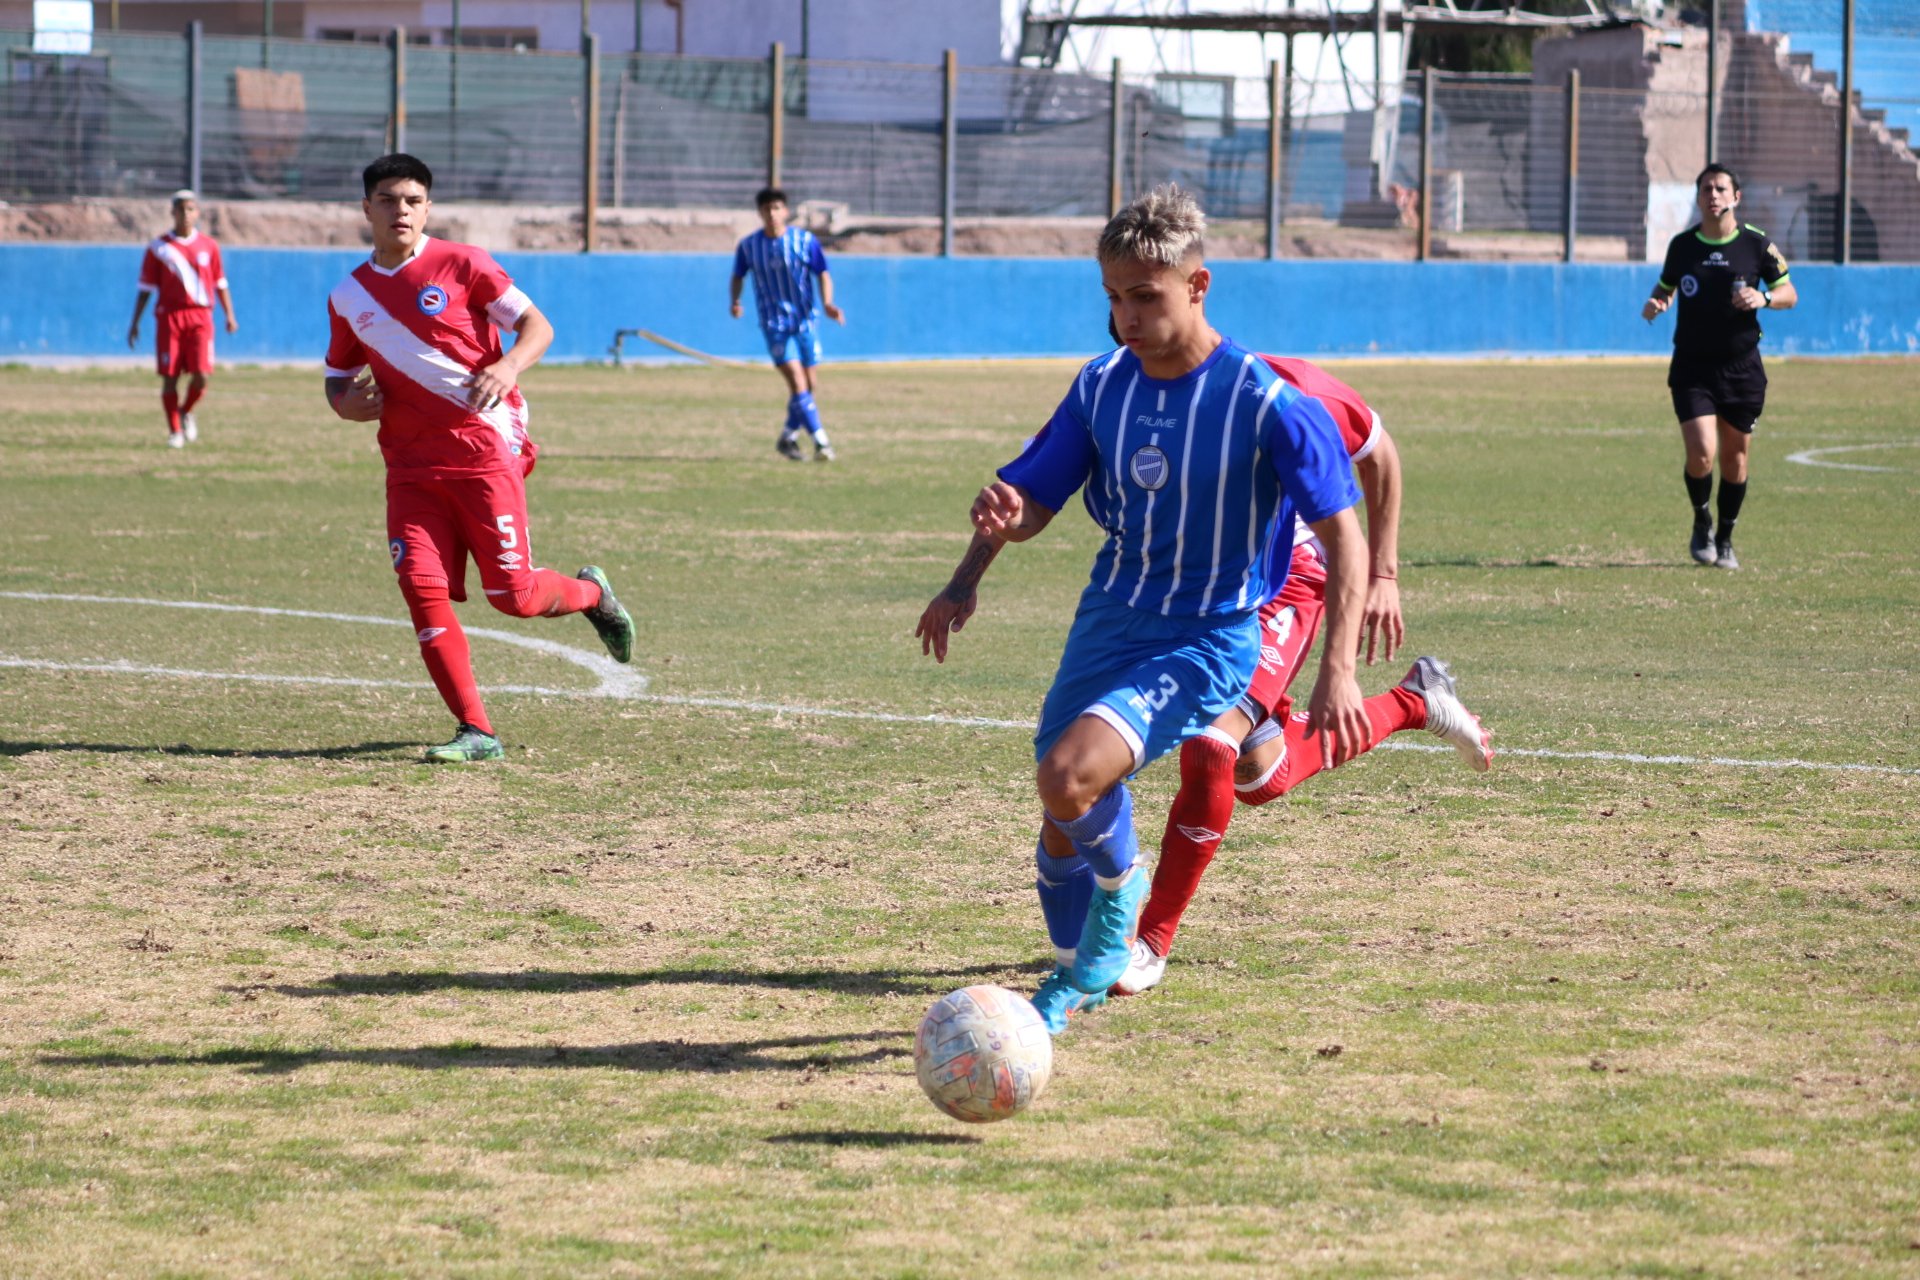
[1033,583,1260,771]
[765,322,822,368]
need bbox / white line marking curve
[3,591,1915,777]
[1783,441,1920,473]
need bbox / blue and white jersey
[999,339,1359,619]
[732,227,829,336]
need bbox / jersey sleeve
[211,241,228,289]
[1264,387,1361,526]
[323,300,367,378]
[137,247,160,293]
[732,241,749,279]
[807,233,829,275]
[1760,235,1790,287]
[1658,234,1684,292]
[996,398,1095,514]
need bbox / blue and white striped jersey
[999,339,1359,619]
[732,227,829,335]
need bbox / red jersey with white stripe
[1261,356,1381,548]
[323,236,536,477]
[1261,356,1376,460]
[138,231,225,316]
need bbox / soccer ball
[913,984,1053,1123]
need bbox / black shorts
[1669,348,1767,433]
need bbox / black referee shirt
[1658,224,1791,359]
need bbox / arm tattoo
[942,540,998,603]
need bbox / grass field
[2,357,1917,1278]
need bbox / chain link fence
[3,23,1915,261]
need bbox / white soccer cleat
[1399,656,1493,773]
[182,412,198,443]
[166,432,185,449]
[1109,938,1167,996]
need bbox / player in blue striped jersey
[729,187,846,461]
[934,185,1372,1034]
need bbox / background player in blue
[944,184,1371,1034]
[729,187,846,462]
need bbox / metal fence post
[1266,58,1281,260]
[1705,0,1718,163]
[185,20,203,193]
[1418,66,1433,262]
[583,31,600,253]
[389,27,407,155]
[768,41,784,189]
[940,49,957,258]
[1108,58,1123,216]
[1563,69,1580,264]
[1839,0,1853,262]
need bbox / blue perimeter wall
[4,245,1919,363]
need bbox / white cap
[170,188,197,204]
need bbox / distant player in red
[1116,356,1494,994]
[323,153,636,763]
[127,189,237,448]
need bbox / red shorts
[1243,541,1328,721]
[386,469,544,604]
[156,309,214,377]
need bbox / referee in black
[1642,164,1796,570]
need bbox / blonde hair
[1097,183,1206,269]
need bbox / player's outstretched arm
[1354,425,1404,665]
[729,274,744,319]
[916,532,1003,663]
[1301,505,1369,767]
[465,305,553,411]
[325,373,383,422]
[1642,284,1673,323]
[970,481,1052,543]
[218,283,238,334]
[127,293,150,349]
[819,270,844,324]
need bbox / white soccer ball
[914,984,1053,1123]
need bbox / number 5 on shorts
[495,514,517,549]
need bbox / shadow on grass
[767,1130,982,1148]
[0,738,416,761]
[41,1030,908,1076]
[244,962,1035,1000]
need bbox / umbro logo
[355,310,375,329]
[1175,824,1223,843]
[416,627,445,643]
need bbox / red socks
[1138,733,1238,957]
[161,387,181,434]
[491,569,601,619]
[402,586,493,735]
[1239,687,1425,806]
[180,381,205,413]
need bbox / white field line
[1783,441,1920,473]
[3,591,1915,778]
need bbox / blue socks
[1034,840,1093,962]
[1053,784,1138,883]
[789,391,828,444]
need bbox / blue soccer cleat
[1031,966,1106,1036]
[1069,866,1149,994]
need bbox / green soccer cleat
[577,566,635,664]
[424,724,504,764]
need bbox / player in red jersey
[1113,356,1494,994]
[127,190,237,448]
[323,154,636,763]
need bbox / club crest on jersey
[417,284,449,316]
[1129,444,1170,491]
[196,251,211,267]
[1679,275,1699,297]
[389,538,406,567]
